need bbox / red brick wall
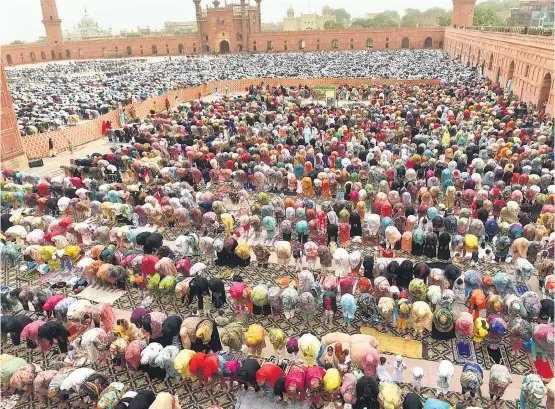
[1,64,27,169]
[444,28,554,115]
[2,27,445,67]
[21,77,440,159]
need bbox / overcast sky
[0,0,456,44]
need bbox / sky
[0,0,456,44]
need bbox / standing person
[48,138,56,157]
[165,97,170,112]
[392,355,407,383]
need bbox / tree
[324,20,345,30]
[437,14,452,26]
[371,14,399,28]
[474,5,506,26]
[9,40,25,45]
[478,0,518,12]
[381,10,401,22]
[350,18,372,29]
[401,14,419,26]
[403,8,423,17]
[332,8,351,24]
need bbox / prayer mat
[75,286,125,304]
[361,327,423,358]
[487,346,503,365]
[533,357,554,381]
[515,283,531,296]
[457,341,472,360]
[432,326,456,341]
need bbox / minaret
[240,0,248,51]
[193,0,204,52]
[255,0,262,31]
[40,0,64,44]
[213,0,220,7]
[452,0,477,28]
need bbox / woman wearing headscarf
[195,318,222,353]
[1,314,33,347]
[149,392,181,409]
[37,321,70,353]
[488,364,512,408]
[256,363,285,397]
[238,358,261,392]
[520,374,547,409]
[403,393,422,409]
[354,376,379,409]
[459,362,483,404]
[160,315,183,347]
[142,311,167,342]
[285,364,308,405]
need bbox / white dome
[80,13,95,26]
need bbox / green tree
[9,40,25,45]
[404,8,423,17]
[381,10,401,22]
[370,14,399,28]
[474,5,506,25]
[350,18,372,29]
[437,14,452,26]
[401,14,419,26]
[332,8,351,23]
[323,20,345,29]
[477,0,518,12]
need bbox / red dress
[339,223,350,245]
[256,364,285,389]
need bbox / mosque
[63,9,112,41]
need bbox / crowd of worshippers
[0,77,554,409]
[6,49,478,135]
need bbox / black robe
[160,315,183,347]
[125,390,156,409]
[349,213,362,237]
[37,321,70,352]
[363,256,374,280]
[238,358,261,390]
[354,376,379,409]
[209,278,227,309]
[2,315,33,346]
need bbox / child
[392,355,407,383]
[337,349,351,374]
[376,356,392,382]
[202,292,212,317]
[412,367,424,392]
[471,250,479,266]
[479,249,494,264]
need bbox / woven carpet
[0,186,541,409]
[361,327,423,359]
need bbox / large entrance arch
[507,60,515,91]
[507,61,515,80]
[219,40,230,54]
[539,72,552,108]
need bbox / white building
[63,9,112,41]
[282,6,336,31]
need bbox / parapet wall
[21,77,440,159]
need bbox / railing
[456,25,554,36]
